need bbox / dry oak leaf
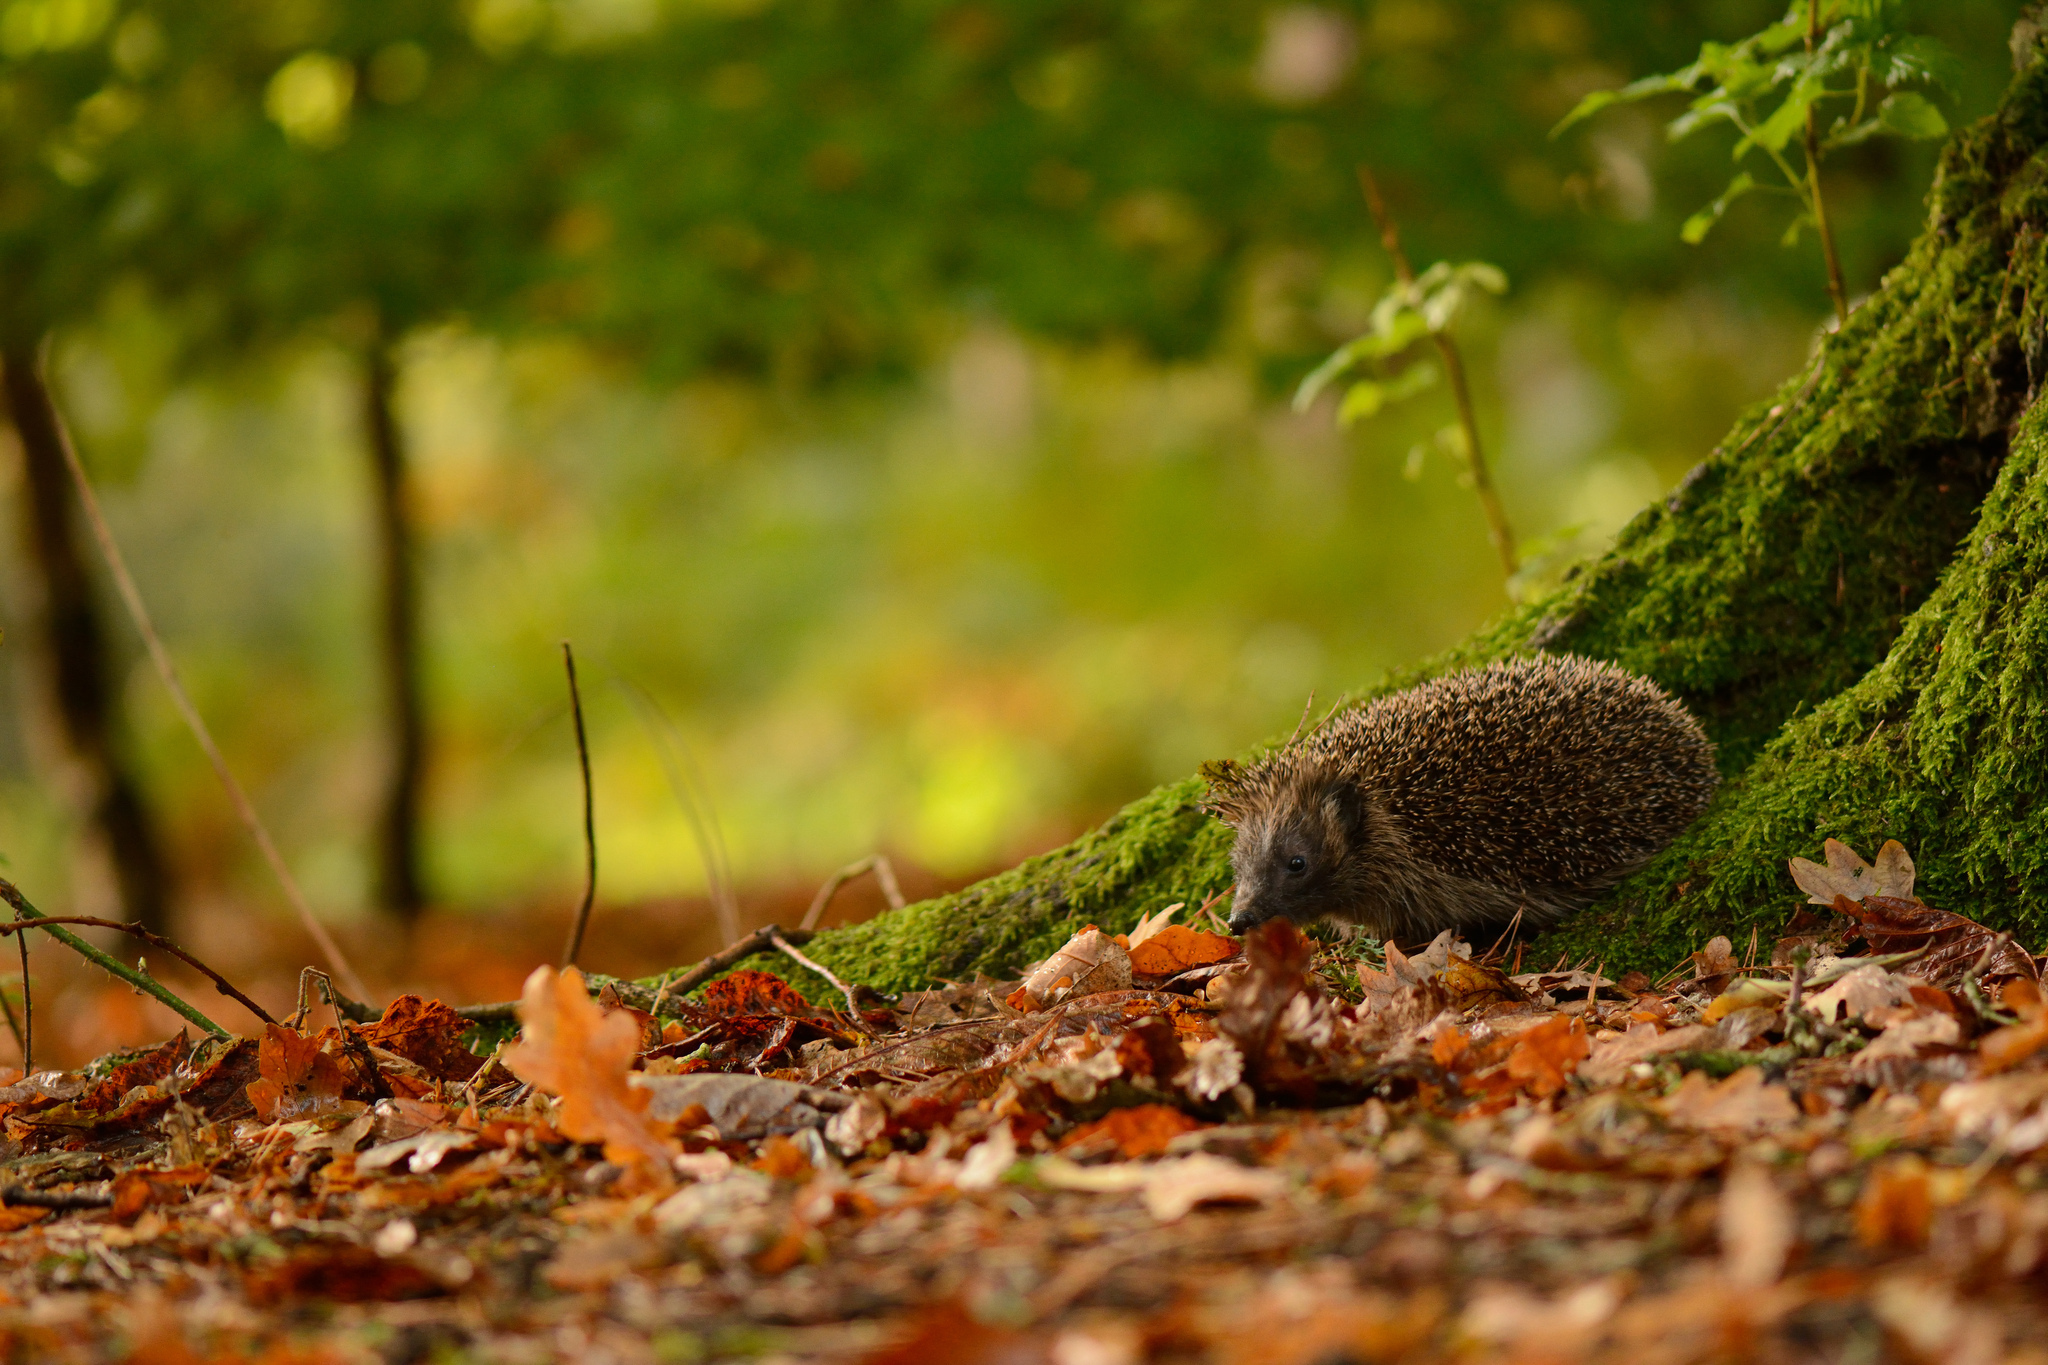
[1837,894,2038,989]
[1659,1066,1799,1133]
[1128,925,1239,977]
[1979,979,2048,1074]
[1790,838,1915,906]
[1058,1103,1206,1159]
[1720,1160,1795,1288]
[1018,927,1133,1008]
[502,965,675,1176]
[246,1024,348,1123]
[1504,1014,1588,1099]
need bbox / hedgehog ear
[1198,759,1248,823]
[1319,782,1366,842]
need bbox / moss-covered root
[777,39,2048,996]
[1546,389,2048,969]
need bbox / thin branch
[800,855,908,932]
[1357,166,1517,579]
[770,930,862,1018]
[1285,691,1316,748]
[39,355,370,1003]
[12,912,28,1074]
[0,879,232,1037]
[560,642,599,969]
[1,1183,111,1211]
[455,923,819,1024]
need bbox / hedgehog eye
[1286,855,1306,875]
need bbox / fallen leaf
[634,1072,846,1141]
[1979,979,2048,1074]
[1579,1023,1714,1085]
[1806,964,1916,1025]
[1659,1067,1799,1133]
[1503,1015,1588,1099]
[1128,925,1239,977]
[502,965,674,1178]
[1018,928,1132,1008]
[246,1025,348,1123]
[1790,838,1915,906]
[697,970,822,1019]
[1127,902,1184,948]
[1836,895,2038,989]
[1854,1156,1932,1249]
[358,996,485,1082]
[1720,1161,1794,1287]
[1058,1104,1205,1159]
[1141,1152,1286,1220]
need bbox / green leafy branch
[1296,168,1517,581]
[1555,0,1958,324]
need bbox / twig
[0,917,273,1026]
[1285,692,1316,748]
[0,879,232,1037]
[0,970,23,1071]
[1,1183,112,1211]
[12,911,28,1074]
[42,364,369,1003]
[769,931,862,1018]
[1961,932,2020,1025]
[1358,165,1517,579]
[800,855,907,932]
[610,670,740,947]
[560,642,598,969]
[454,923,819,1024]
[1481,907,1526,966]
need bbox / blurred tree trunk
[2,347,174,934]
[364,341,427,922]
[741,34,2048,996]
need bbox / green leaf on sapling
[1681,171,1757,245]
[1877,91,1946,140]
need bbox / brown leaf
[1128,925,1239,977]
[358,996,484,1082]
[1836,894,2038,989]
[1057,1103,1204,1159]
[1789,838,1915,906]
[1978,978,2048,1074]
[247,1025,348,1123]
[1438,955,1529,1012]
[1503,1015,1588,1099]
[698,970,823,1018]
[242,1246,447,1306]
[1720,1160,1795,1288]
[1219,918,1319,1099]
[1854,1156,1932,1249]
[110,1165,209,1223]
[502,965,675,1177]
[1659,1067,1799,1133]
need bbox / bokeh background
[0,0,2024,1060]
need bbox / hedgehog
[1200,654,1718,944]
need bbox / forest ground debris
[0,844,2043,1360]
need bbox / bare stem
[560,642,599,969]
[1805,0,1850,326]
[39,352,371,1004]
[1357,167,1518,579]
[770,930,863,1018]
[800,855,907,932]
[0,878,232,1037]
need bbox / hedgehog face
[1225,787,1358,933]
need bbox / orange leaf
[1128,925,1239,977]
[1979,979,2048,1073]
[1058,1103,1205,1159]
[1854,1157,1932,1249]
[1504,1015,1588,1098]
[247,1024,347,1122]
[502,965,674,1179]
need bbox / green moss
[731,46,2048,998]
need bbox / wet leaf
[1836,894,2038,989]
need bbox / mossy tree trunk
[769,38,2048,996]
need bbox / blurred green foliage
[0,0,2026,926]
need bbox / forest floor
[0,841,2042,1364]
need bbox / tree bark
[2,347,174,935]
[364,342,427,922]
[743,36,2048,995]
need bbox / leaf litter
[0,841,2044,1361]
